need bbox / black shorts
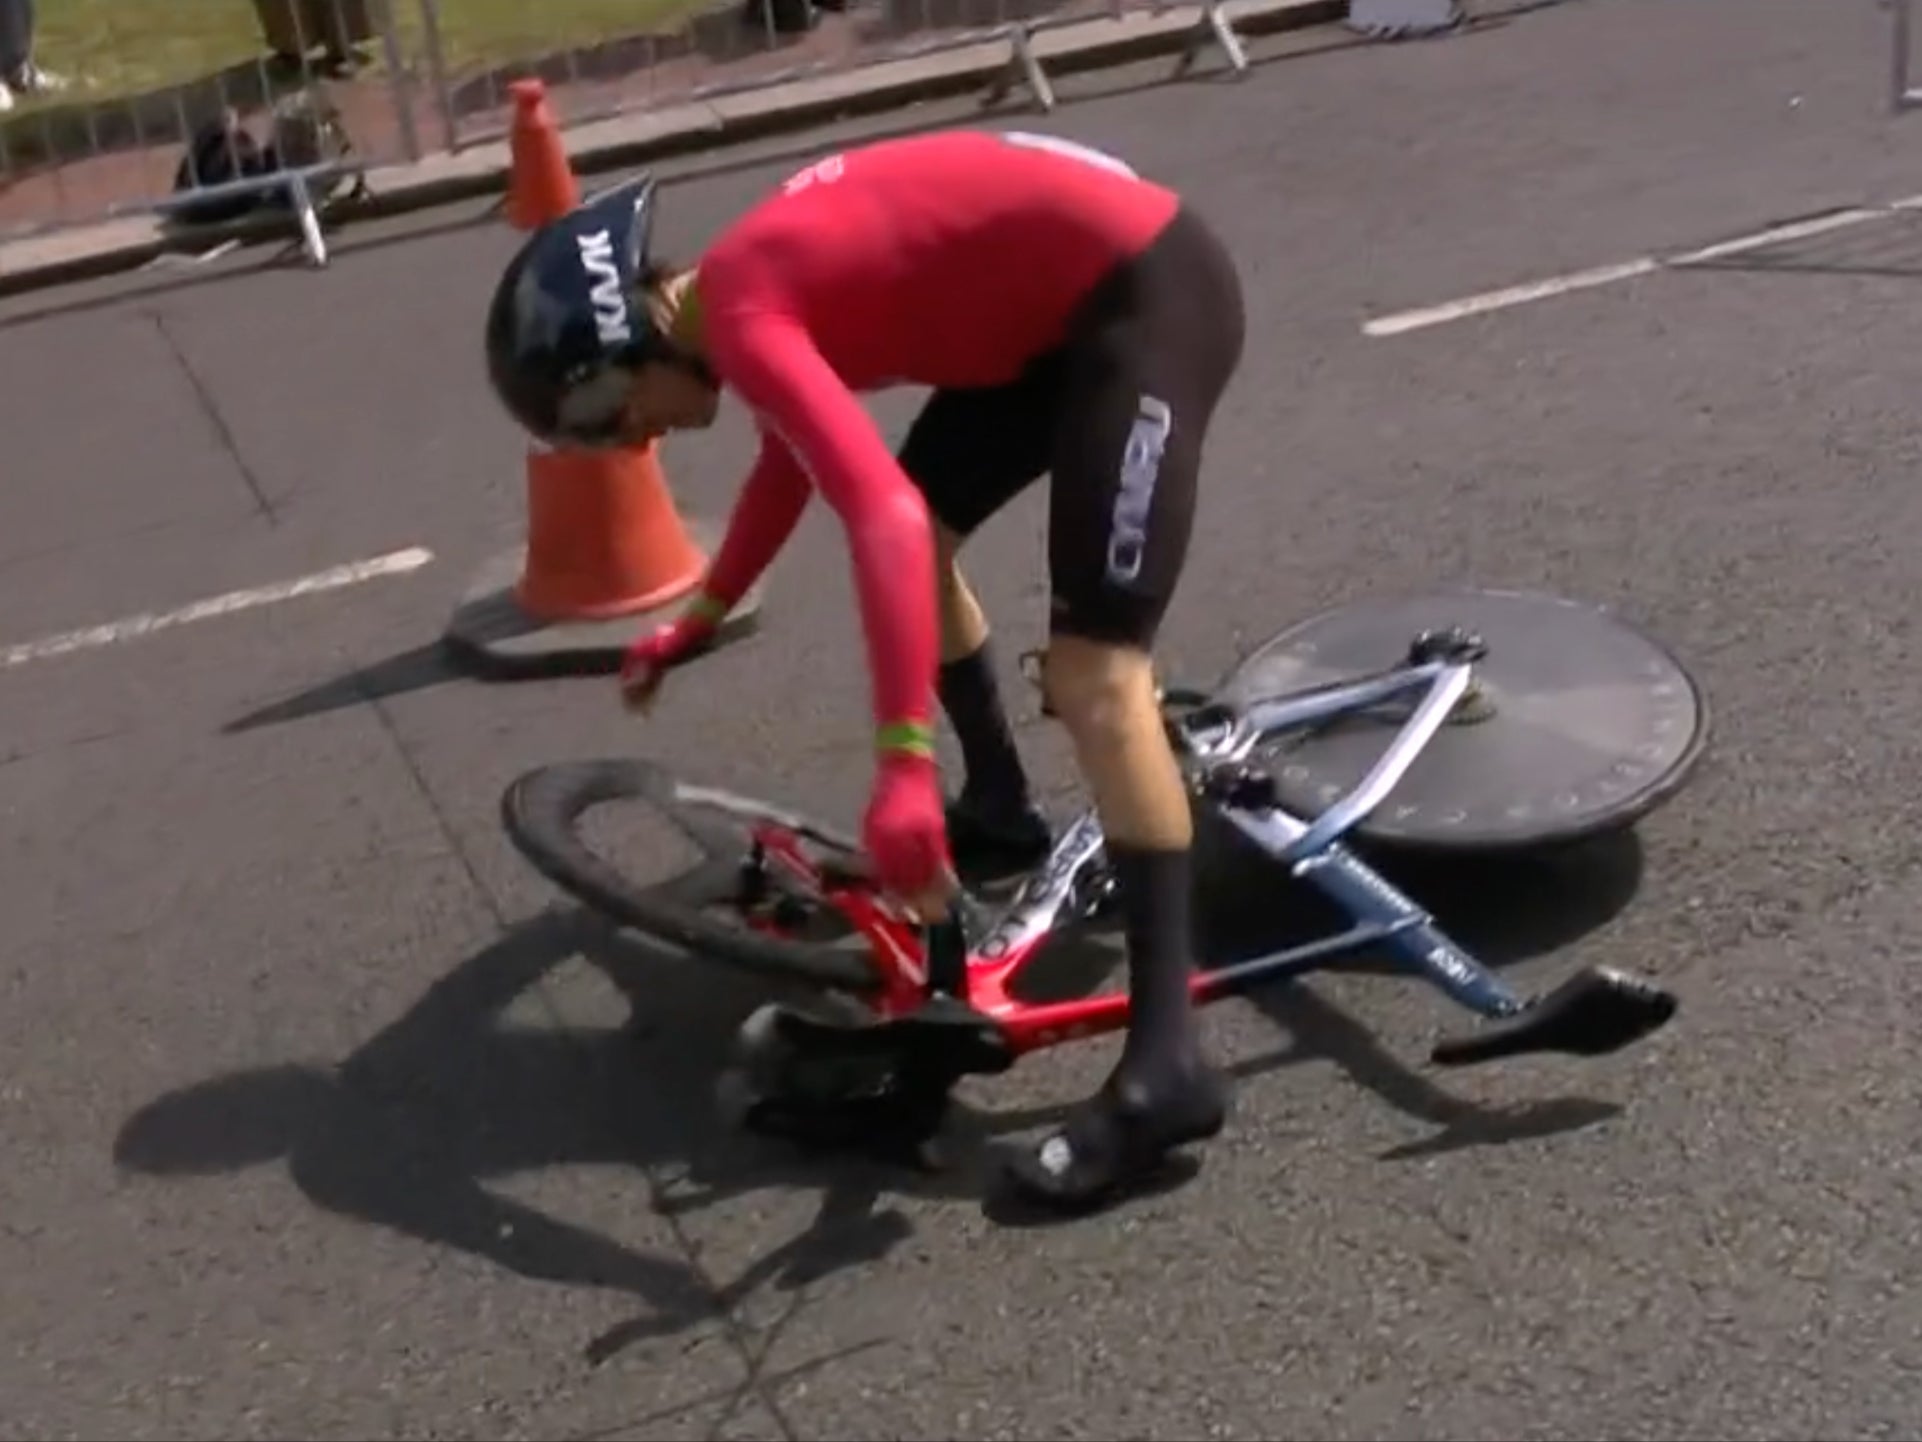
[896,203,1246,650]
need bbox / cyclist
[483,128,1247,1215]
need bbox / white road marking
[1,546,436,669]
[1363,197,1922,337]
[1666,206,1885,266]
[1363,258,1658,337]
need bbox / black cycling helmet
[484,173,687,448]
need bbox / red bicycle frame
[743,819,1233,1059]
[742,820,1122,1047]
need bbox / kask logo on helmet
[575,229,632,348]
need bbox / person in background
[0,0,64,113]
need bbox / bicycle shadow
[1191,813,1650,1162]
[111,827,1647,1354]
[108,905,1098,1363]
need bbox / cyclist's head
[484,173,719,449]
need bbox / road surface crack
[351,679,800,1440]
[148,308,281,527]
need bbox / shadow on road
[110,904,1021,1364]
[1675,210,1922,283]
[1193,816,1648,1161]
[112,827,1644,1358]
[111,910,725,1339]
[221,640,467,732]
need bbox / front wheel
[500,757,889,994]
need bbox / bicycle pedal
[756,996,1014,1079]
[734,1079,955,1170]
[885,994,1017,1079]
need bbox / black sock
[937,640,1031,811]
[997,839,1223,1211]
[1106,843,1201,1068]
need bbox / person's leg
[933,519,1029,820]
[1000,206,1247,1211]
[0,0,32,83]
[1047,629,1215,1057]
[1006,467,1229,1211]
[934,522,990,660]
[0,0,59,95]
[897,378,1063,876]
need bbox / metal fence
[419,0,1251,152]
[0,0,1266,264]
[5,0,1917,268]
[1896,0,1922,111]
[0,0,425,262]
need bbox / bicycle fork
[1205,801,1525,1022]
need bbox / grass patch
[33,0,712,105]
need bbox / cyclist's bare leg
[935,523,989,661]
[1040,636,1189,849]
[1000,635,1228,1210]
[934,523,1052,872]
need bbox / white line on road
[1,546,436,670]
[1363,258,1658,337]
[1666,206,1885,266]
[1362,198,1922,338]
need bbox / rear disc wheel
[1216,589,1710,854]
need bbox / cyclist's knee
[1042,636,1158,742]
[1044,634,1190,847]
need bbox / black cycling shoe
[997,1059,1231,1215]
[946,792,1053,882]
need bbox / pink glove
[618,608,718,711]
[862,751,954,913]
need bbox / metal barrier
[0,0,419,260]
[1896,0,1922,112]
[413,0,1250,154]
[0,0,1258,263]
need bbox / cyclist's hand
[618,613,714,713]
[862,752,957,920]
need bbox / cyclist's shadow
[109,905,1073,1360]
[110,910,751,1344]
[111,826,1647,1355]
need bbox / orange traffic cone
[504,79,579,230]
[514,443,710,622]
[442,78,763,679]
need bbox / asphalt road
[7,1,1922,1437]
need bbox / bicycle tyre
[501,757,888,994]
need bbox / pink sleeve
[698,430,812,614]
[706,310,939,740]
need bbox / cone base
[442,519,763,682]
[513,559,707,625]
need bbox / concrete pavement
[7,1,1922,1436]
